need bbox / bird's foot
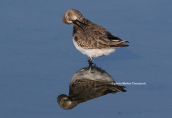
[88,58,93,64]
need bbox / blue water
[0,0,172,118]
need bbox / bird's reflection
[57,65,126,110]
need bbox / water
[0,0,172,118]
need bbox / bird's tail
[109,40,129,48]
[110,43,129,48]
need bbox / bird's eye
[61,99,65,103]
[66,16,69,21]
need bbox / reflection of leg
[89,62,92,69]
[88,57,93,70]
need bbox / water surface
[0,0,172,118]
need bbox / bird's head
[62,9,84,25]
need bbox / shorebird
[62,9,129,64]
[57,66,126,110]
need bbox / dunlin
[62,9,129,63]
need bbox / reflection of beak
[69,92,82,101]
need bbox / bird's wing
[103,31,122,41]
[73,30,128,49]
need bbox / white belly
[73,39,116,59]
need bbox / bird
[62,9,129,64]
[57,66,126,110]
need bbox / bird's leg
[88,57,93,64]
[88,57,93,68]
[89,60,92,71]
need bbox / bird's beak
[75,19,88,26]
[72,20,84,31]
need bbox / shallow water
[0,0,172,118]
